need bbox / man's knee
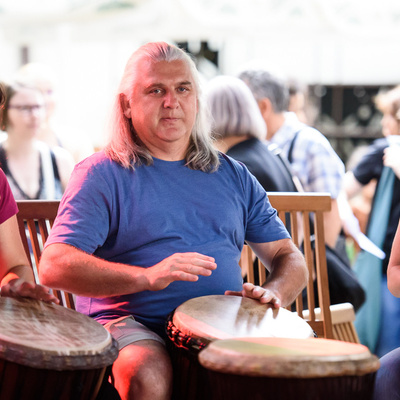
[112,340,172,400]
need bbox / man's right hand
[145,252,217,291]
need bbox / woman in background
[373,220,400,399]
[343,85,400,356]
[0,84,119,399]
[0,82,58,301]
[0,81,74,200]
[205,75,298,192]
[15,63,95,163]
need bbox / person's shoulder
[355,138,387,161]
[67,151,126,192]
[0,168,6,182]
[371,137,389,150]
[218,152,261,188]
[74,150,120,171]
[219,151,248,172]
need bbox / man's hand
[225,282,281,308]
[146,252,217,291]
[1,279,60,304]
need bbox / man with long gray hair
[39,42,307,400]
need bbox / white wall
[1,0,400,148]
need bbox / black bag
[302,237,366,312]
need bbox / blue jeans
[373,347,400,400]
[375,276,400,357]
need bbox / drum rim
[165,311,209,353]
[0,297,119,370]
[0,337,119,371]
[198,338,381,378]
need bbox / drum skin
[198,337,380,400]
[166,295,314,400]
[0,297,118,400]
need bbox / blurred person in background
[0,81,74,200]
[0,82,119,399]
[15,62,95,163]
[0,82,58,302]
[239,68,345,249]
[373,220,400,399]
[342,85,400,357]
[341,145,377,264]
[205,75,298,192]
[287,78,309,124]
[0,168,60,302]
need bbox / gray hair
[105,42,219,172]
[238,69,289,113]
[205,75,266,140]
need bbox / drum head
[172,295,314,343]
[199,337,380,378]
[0,297,118,370]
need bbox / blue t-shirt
[46,151,289,336]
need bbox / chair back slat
[16,200,75,310]
[242,192,334,339]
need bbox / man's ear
[120,93,131,118]
[258,98,272,119]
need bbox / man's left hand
[225,282,281,308]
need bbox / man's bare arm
[324,198,342,248]
[39,243,217,297]
[0,215,59,303]
[225,238,308,308]
[388,221,400,297]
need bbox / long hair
[104,42,219,172]
[205,75,266,141]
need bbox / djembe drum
[165,295,314,400]
[0,296,118,400]
[198,337,380,400]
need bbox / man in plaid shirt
[240,69,345,249]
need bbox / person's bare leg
[112,339,173,400]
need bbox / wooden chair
[240,192,334,339]
[302,303,360,343]
[16,196,357,342]
[16,200,75,310]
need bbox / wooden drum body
[0,297,118,400]
[165,295,314,400]
[199,337,380,400]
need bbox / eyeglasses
[8,105,44,114]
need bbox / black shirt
[227,137,297,192]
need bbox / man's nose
[163,92,179,108]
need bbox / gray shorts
[104,316,165,350]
